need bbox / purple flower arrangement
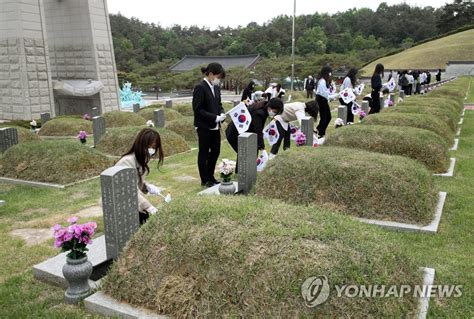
[52,217,97,259]
[295,131,306,146]
[77,131,87,144]
[359,111,367,121]
[83,113,91,121]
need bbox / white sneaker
[318,137,325,145]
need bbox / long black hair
[372,63,384,78]
[317,65,332,88]
[121,128,164,176]
[201,62,226,78]
[305,100,319,121]
[345,68,358,87]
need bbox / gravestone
[379,97,384,109]
[92,116,106,147]
[233,100,240,107]
[338,106,347,124]
[132,104,140,113]
[165,100,172,108]
[154,109,165,128]
[40,113,51,126]
[389,93,395,105]
[100,166,140,260]
[238,133,257,195]
[361,101,369,114]
[0,127,19,153]
[301,117,314,146]
[92,107,99,117]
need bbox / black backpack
[400,75,409,86]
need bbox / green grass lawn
[0,80,473,316]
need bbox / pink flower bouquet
[77,131,88,144]
[52,217,97,259]
[359,111,367,120]
[295,131,306,146]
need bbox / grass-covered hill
[361,29,474,74]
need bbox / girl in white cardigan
[115,128,164,224]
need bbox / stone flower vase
[62,256,93,304]
[218,176,235,195]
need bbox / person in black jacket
[369,63,384,114]
[436,69,441,82]
[241,81,255,102]
[305,75,315,98]
[225,98,284,156]
[192,62,226,188]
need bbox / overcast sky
[107,0,449,29]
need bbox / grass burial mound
[400,97,463,117]
[325,125,450,173]
[165,117,197,143]
[103,196,421,317]
[0,140,112,184]
[96,126,189,157]
[384,105,458,132]
[173,103,194,116]
[103,111,146,128]
[38,117,92,137]
[362,112,454,144]
[138,107,183,122]
[256,147,438,224]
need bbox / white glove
[164,193,172,203]
[261,150,269,161]
[215,114,226,123]
[146,184,162,196]
[147,206,158,215]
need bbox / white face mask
[148,148,156,156]
[211,78,221,86]
[268,110,276,117]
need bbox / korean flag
[263,120,280,146]
[229,102,252,134]
[339,88,356,104]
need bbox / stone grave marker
[233,100,240,107]
[361,101,369,114]
[389,93,395,105]
[154,109,165,128]
[132,103,140,113]
[0,127,18,153]
[165,99,172,108]
[40,112,51,126]
[338,105,347,124]
[400,91,406,99]
[92,116,106,147]
[379,96,384,109]
[301,117,314,146]
[92,107,99,117]
[100,166,140,260]
[238,133,257,195]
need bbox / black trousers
[369,91,380,114]
[197,128,221,184]
[139,211,149,225]
[316,95,331,137]
[306,89,314,99]
[339,98,354,123]
[270,121,291,155]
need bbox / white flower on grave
[146,120,154,127]
[334,118,345,128]
[30,120,37,127]
[218,159,236,176]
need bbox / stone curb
[433,158,456,177]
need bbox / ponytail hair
[201,62,226,78]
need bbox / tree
[436,0,474,33]
[226,67,251,94]
[296,27,327,55]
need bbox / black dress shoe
[209,178,220,185]
[201,181,208,187]
[205,181,216,188]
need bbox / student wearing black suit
[192,63,226,188]
[369,63,384,114]
[225,98,284,156]
[241,81,255,102]
[436,69,441,82]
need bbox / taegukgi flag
[263,120,280,146]
[339,88,356,104]
[354,83,365,96]
[383,78,396,92]
[229,102,252,134]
